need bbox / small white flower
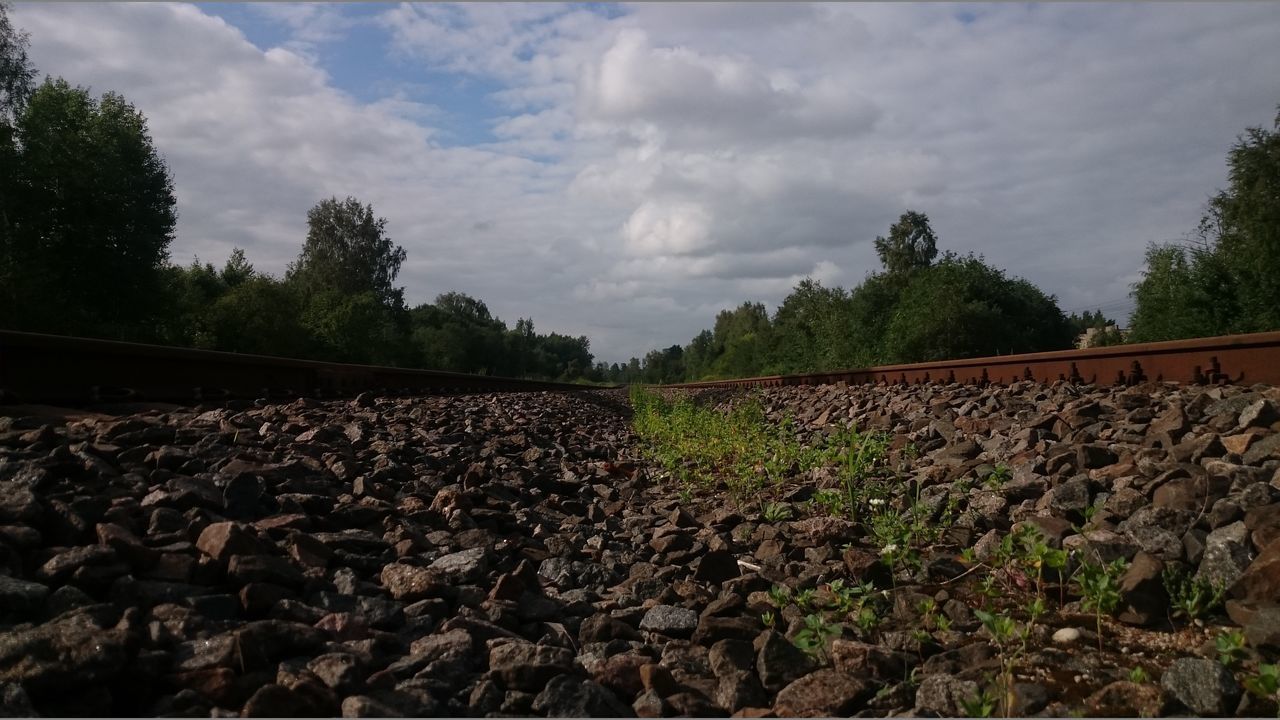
[880,543,899,556]
[868,498,886,507]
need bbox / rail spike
[1068,362,1084,384]
[1195,356,1243,385]
[1127,360,1148,386]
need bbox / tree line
[607,212,1082,384]
[614,104,1280,385]
[0,5,599,382]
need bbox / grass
[630,386,890,510]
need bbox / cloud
[13,2,1280,365]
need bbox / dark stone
[0,574,49,616]
[693,550,741,585]
[1161,657,1242,716]
[1117,551,1167,626]
[579,614,640,644]
[756,631,817,692]
[0,610,129,693]
[195,521,264,563]
[530,675,634,717]
[488,642,576,692]
[227,554,306,588]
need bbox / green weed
[1162,566,1227,622]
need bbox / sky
[12,2,1280,364]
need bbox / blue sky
[198,3,507,146]
[14,3,1280,362]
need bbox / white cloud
[12,2,1280,364]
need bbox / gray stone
[488,642,576,692]
[1238,399,1280,431]
[1160,657,1242,716]
[915,673,980,717]
[428,547,491,584]
[0,483,40,523]
[638,605,698,637]
[1244,434,1280,465]
[1197,521,1253,589]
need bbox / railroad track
[0,330,608,405]
[669,330,1280,390]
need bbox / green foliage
[1077,558,1127,651]
[1129,106,1280,340]
[1127,243,1239,342]
[709,302,772,379]
[960,687,999,718]
[973,608,1033,718]
[1243,663,1279,704]
[1216,629,1248,668]
[1127,666,1149,684]
[762,501,792,523]
[1,78,176,339]
[765,278,852,373]
[203,276,310,357]
[1206,108,1280,331]
[631,387,836,506]
[288,196,407,310]
[793,613,841,659]
[641,344,685,384]
[882,253,1075,362]
[1162,566,1227,622]
[875,210,938,277]
[640,210,1076,383]
[984,465,1012,490]
[0,2,34,119]
[284,197,409,365]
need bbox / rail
[0,330,611,405]
[667,331,1280,389]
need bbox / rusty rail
[669,331,1280,390]
[0,330,610,405]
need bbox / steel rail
[667,331,1280,390]
[0,330,612,405]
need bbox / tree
[642,345,684,384]
[767,278,850,374]
[288,197,408,311]
[710,302,771,378]
[841,272,904,366]
[287,197,410,364]
[1127,243,1238,342]
[221,247,254,287]
[882,253,1075,362]
[874,210,938,277]
[682,330,715,381]
[156,258,227,348]
[1202,107,1280,331]
[0,78,176,339]
[0,2,34,120]
[201,276,309,357]
[1128,105,1280,341]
